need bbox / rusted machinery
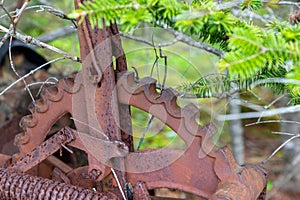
[0,0,267,199]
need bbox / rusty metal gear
[0,0,267,198]
[5,70,267,199]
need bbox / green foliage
[70,0,242,49]
[240,0,263,11]
[217,20,300,103]
[179,67,287,99]
[69,0,182,29]
[179,74,231,98]
[71,0,300,104]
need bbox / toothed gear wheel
[12,71,266,199]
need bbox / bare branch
[217,104,300,121]
[246,119,300,127]
[137,115,154,150]
[278,1,300,9]
[0,3,14,25]
[111,168,127,200]
[13,0,30,25]
[272,131,296,136]
[8,36,35,102]
[120,31,178,48]
[0,24,81,62]
[120,26,224,57]
[170,29,224,57]
[0,5,76,25]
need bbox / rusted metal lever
[9,127,74,172]
[11,126,129,180]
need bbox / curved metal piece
[15,77,76,156]
[10,70,266,199]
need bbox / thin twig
[162,24,224,57]
[131,66,139,82]
[8,36,35,102]
[120,26,224,57]
[120,31,178,48]
[137,115,154,150]
[261,134,300,165]
[248,90,261,101]
[251,78,300,88]
[272,131,296,136]
[61,143,74,154]
[246,119,300,127]
[159,47,167,91]
[0,5,77,26]
[29,76,59,97]
[0,24,81,62]
[278,1,300,9]
[0,57,64,96]
[264,94,285,109]
[0,3,14,25]
[27,81,56,87]
[13,0,30,25]
[217,104,300,121]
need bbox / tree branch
[0,24,80,62]
[120,27,224,57]
[278,1,300,9]
[119,31,178,48]
[217,104,300,121]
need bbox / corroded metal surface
[0,168,119,200]
[7,68,267,200]
[10,127,74,172]
[133,182,151,200]
[0,4,267,199]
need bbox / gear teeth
[182,103,202,135]
[16,76,76,155]
[19,114,38,129]
[117,71,216,145]
[31,99,49,113]
[14,133,30,146]
[43,85,64,102]
[119,71,157,95]
[61,77,80,94]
